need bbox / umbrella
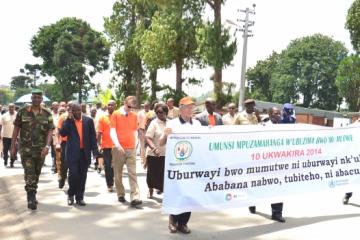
[15,93,51,103]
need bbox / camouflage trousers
[20,147,45,193]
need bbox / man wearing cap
[195,98,223,126]
[160,96,202,234]
[281,103,296,124]
[235,99,261,125]
[11,89,54,210]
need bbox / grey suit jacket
[195,110,223,126]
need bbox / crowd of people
[0,89,317,234]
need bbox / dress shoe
[76,200,86,206]
[271,213,286,223]
[10,162,14,168]
[249,206,256,214]
[58,180,65,189]
[130,199,143,206]
[67,196,74,206]
[343,197,349,205]
[156,190,162,195]
[118,196,126,203]
[168,223,177,233]
[177,224,191,234]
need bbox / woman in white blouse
[145,103,168,198]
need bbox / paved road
[1,156,360,240]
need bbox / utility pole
[237,4,255,112]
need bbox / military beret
[31,89,43,95]
[244,99,255,104]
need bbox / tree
[197,0,237,106]
[104,0,159,106]
[10,75,33,90]
[0,87,14,104]
[246,51,279,102]
[13,88,32,101]
[20,64,43,87]
[271,34,347,110]
[336,55,360,111]
[10,74,33,101]
[139,0,204,100]
[38,82,68,103]
[346,0,360,53]
[31,17,110,102]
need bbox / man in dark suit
[60,103,99,206]
[195,98,223,126]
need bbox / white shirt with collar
[166,116,201,130]
[1,111,17,138]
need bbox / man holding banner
[160,96,201,234]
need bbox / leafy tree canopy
[346,0,360,53]
[336,54,360,111]
[31,17,110,102]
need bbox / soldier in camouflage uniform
[11,89,54,210]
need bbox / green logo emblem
[174,141,193,162]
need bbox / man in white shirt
[51,102,59,173]
[222,103,238,125]
[0,103,17,167]
[166,98,180,120]
[137,101,150,167]
[160,96,201,234]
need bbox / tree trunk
[213,0,223,106]
[214,68,223,105]
[175,58,183,95]
[134,57,143,108]
[150,70,158,101]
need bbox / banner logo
[174,141,193,162]
[225,193,232,201]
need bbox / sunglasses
[127,105,134,109]
[156,111,165,114]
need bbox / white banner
[162,124,360,214]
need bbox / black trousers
[60,142,68,181]
[271,202,283,214]
[67,150,88,201]
[170,212,191,225]
[345,192,353,199]
[2,137,14,164]
[50,139,56,168]
[103,148,114,187]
